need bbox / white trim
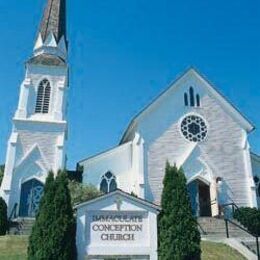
[13,118,67,126]
[187,174,211,186]
[74,190,161,212]
[15,144,49,172]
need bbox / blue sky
[0,0,259,169]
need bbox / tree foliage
[234,207,260,236]
[158,162,201,260]
[0,165,5,187]
[28,171,77,260]
[0,197,8,235]
[68,180,102,205]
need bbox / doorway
[187,179,212,217]
[19,178,44,217]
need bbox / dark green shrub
[0,165,4,187]
[234,207,260,236]
[158,162,201,260]
[28,171,77,260]
[0,197,8,235]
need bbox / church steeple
[0,0,69,217]
[39,0,67,43]
[34,0,67,59]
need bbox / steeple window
[35,79,51,114]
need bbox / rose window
[181,115,208,142]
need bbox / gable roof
[120,68,254,143]
[78,141,131,165]
[74,189,161,211]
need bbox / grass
[0,235,28,260]
[201,241,246,260]
[0,236,246,260]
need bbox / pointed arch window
[100,171,117,194]
[35,79,51,114]
[196,94,200,107]
[184,93,189,106]
[184,87,201,107]
[189,87,195,107]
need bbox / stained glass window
[181,115,208,142]
[100,171,117,193]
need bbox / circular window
[181,115,208,142]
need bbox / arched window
[184,93,188,106]
[196,94,200,107]
[35,79,51,114]
[100,171,117,194]
[189,87,195,107]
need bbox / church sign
[75,190,160,260]
[89,211,147,243]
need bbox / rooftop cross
[115,196,123,211]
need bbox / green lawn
[0,235,28,260]
[0,236,246,260]
[201,241,246,260]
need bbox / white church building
[79,68,260,217]
[0,0,260,221]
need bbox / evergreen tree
[51,171,77,260]
[28,171,77,260]
[0,197,8,235]
[158,162,201,260]
[28,171,56,259]
[0,165,5,187]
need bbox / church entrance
[19,179,44,217]
[187,179,212,217]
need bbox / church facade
[79,69,260,216]
[0,0,260,221]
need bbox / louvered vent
[35,79,51,114]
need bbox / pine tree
[0,197,8,235]
[28,171,77,260]
[51,171,77,260]
[28,171,57,259]
[158,162,201,260]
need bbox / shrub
[158,162,201,260]
[0,197,8,235]
[68,180,102,205]
[234,207,260,236]
[28,171,77,260]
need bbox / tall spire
[33,0,67,59]
[39,0,67,43]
